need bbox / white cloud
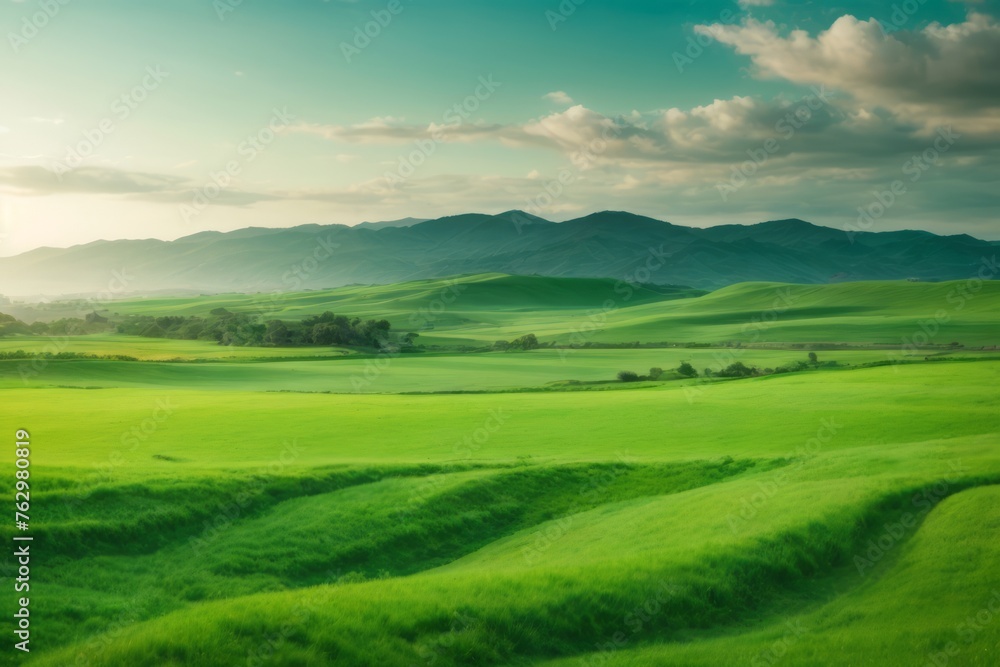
[613,174,641,191]
[33,11,991,234]
[543,91,575,106]
[288,118,505,144]
[287,88,997,183]
[696,12,1000,131]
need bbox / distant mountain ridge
[0,211,994,297]
[354,217,430,230]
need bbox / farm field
[9,2,1000,664]
[1,275,998,666]
[15,274,1000,348]
[0,334,357,361]
[1,347,979,394]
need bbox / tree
[303,311,337,328]
[648,367,664,380]
[677,362,698,378]
[310,322,339,346]
[617,370,640,382]
[360,319,392,347]
[264,320,290,346]
[510,333,539,351]
[493,340,510,351]
[808,352,818,364]
[0,313,32,337]
[717,361,757,378]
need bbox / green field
[134,275,1000,347]
[3,347,982,394]
[18,274,1000,348]
[2,275,998,666]
[0,334,357,361]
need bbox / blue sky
[0,0,997,253]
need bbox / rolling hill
[7,273,998,348]
[6,361,1000,666]
[92,274,1000,348]
[0,211,995,297]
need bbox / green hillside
[4,362,998,666]
[585,279,1000,346]
[77,275,1000,347]
[100,273,697,318]
[2,275,998,666]
[3,348,996,394]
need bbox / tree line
[617,355,831,382]
[115,309,397,348]
[0,312,110,337]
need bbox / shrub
[716,362,757,378]
[617,371,640,382]
[510,334,539,351]
[677,362,698,378]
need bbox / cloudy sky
[1,0,998,255]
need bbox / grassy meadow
[92,274,1000,347]
[1,274,998,666]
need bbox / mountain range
[1,211,996,298]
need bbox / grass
[0,334,356,361]
[3,361,997,468]
[1,274,998,665]
[1,347,971,393]
[47,274,998,347]
[15,274,1000,348]
[538,485,1000,666]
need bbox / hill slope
[9,274,997,347]
[0,211,994,296]
[115,275,1000,347]
[10,362,1000,666]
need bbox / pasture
[1,275,998,666]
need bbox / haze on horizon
[1,0,998,256]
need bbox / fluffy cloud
[5,14,995,239]
[543,91,575,106]
[696,12,1000,131]
[286,85,998,195]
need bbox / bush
[677,362,698,378]
[510,334,539,351]
[648,367,664,380]
[617,371,640,382]
[716,362,757,378]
